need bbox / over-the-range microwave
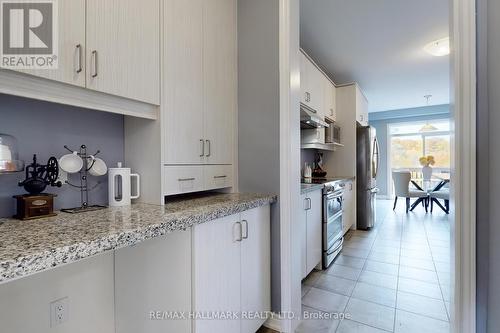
[326,123,341,144]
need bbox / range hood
[300,104,329,129]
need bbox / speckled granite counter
[300,183,324,194]
[0,193,276,284]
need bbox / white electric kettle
[108,162,140,207]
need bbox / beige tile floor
[298,199,451,333]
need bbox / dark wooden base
[13,193,57,220]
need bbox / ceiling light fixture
[424,37,450,57]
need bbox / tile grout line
[421,211,451,322]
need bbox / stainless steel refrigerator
[356,126,380,229]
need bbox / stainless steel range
[322,180,345,268]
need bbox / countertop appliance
[356,126,380,229]
[322,179,345,268]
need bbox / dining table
[409,174,450,212]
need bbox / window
[389,119,451,170]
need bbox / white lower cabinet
[240,206,271,333]
[115,230,192,333]
[115,205,271,333]
[342,180,356,234]
[193,205,271,333]
[301,189,323,279]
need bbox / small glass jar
[0,134,24,173]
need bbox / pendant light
[420,95,438,132]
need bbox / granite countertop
[300,183,325,194]
[0,193,276,284]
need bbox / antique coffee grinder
[14,154,62,220]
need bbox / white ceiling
[300,0,450,112]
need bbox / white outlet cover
[50,297,69,327]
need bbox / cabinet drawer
[204,165,233,191]
[164,166,204,195]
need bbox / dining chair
[430,187,450,214]
[392,171,428,213]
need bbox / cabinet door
[241,205,271,333]
[115,231,192,333]
[324,79,336,120]
[306,190,323,274]
[343,181,355,234]
[193,214,241,333]
[300,53,323,114]
[356,86,369,126]
[86,0,160,104]
[203,0,236,165]
[15,0,86,87]
[300,194,308,279]
[163,0,205,164]
[300,52,310,105]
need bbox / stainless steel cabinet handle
[235,221,243,242]
[178,178,195,182]
[200,139,205,157]
[241,220,248,239]
[205,140,211,157]
[91,50,98,78]
[214,175,227,179]
[75,44,82,73]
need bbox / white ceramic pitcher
[108,162,140,207]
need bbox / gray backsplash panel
[0,94,124,217]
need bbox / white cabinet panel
[300,51,324,115]
[16,0,86,87]
[203,0,236,165]
[163,0,235,168]
[204,165,234,190]
[306,189,323,274]
[241,206,271,333]
[115,231,192,333]
[86,0,160,104]
[193,215,241,333]
[300,193,308,279]
[164,166,204,195]
[356,87,369,126]
[163,0,205,165]
[343,180,356,234]
[324,79,336,121]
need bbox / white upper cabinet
[324,78,336,121]
[203,0,236,165]
[356,85,369,126]
[163,0,236,166]
[300,52,323,115]
[86,0,160,104]
[163,0,205,165]
[300,50,337,120]
[14,0,86,87]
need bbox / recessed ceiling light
[424,37,450,56]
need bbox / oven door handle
[327,191,344,200]
[327,237,344,255]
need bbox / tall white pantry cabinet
[125,0,237,203]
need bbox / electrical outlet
[50,297,69,327]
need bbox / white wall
[0,253,115,333]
